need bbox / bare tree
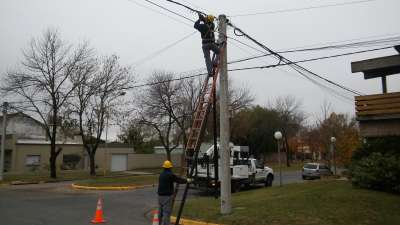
[137,71,186,160]
[178,76,205,145]
[69,55,132,175]
[1,29,92,178]
[274,95,305,167]
[228,81,254,112]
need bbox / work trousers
[202,43,220,76]
[158,195,173,225]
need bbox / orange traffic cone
[91,197,106,223]
[151,209,160,225]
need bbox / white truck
[193,144,274,192]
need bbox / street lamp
[330,136,336,175]
[274,131,283,187]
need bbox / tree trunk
[166,150,171,161]
[89,152,96,176]
[49,154,57,179]
[282,130,291,167]
[49,138,57,179]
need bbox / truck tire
[231,181,241,193]
[265,174,273,187]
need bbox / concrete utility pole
[0,102,9,181]
[218,14,231,215]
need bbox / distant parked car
[302,163,332,180]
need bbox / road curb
[71,183,155,191]
[171,216,223,225]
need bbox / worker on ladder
[158,160,192,225]
[194,13,220,77]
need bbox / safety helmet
[206,15,215,23]
[162,160,173,169]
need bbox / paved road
[0,171,304,225]
[0,182,159,225]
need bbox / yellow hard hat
[162,160,173,169]
[206,15,215,23]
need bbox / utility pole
[0,102,9,181]
[218,14,231,215]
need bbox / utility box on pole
[218,14,232,215]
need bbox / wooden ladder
[173,48,224,225]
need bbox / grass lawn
[75,175,158,187]
[266,161,304,172]
[178,180,400,225]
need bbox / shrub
[61,154,81,170]
[350,137,400,193]
[351,152,400,193]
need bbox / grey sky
[1,0,399,140]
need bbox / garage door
[111,154,128,172]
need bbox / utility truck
[193,144,274,192]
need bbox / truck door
[254,160,267,181]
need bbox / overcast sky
[1,0,399,140]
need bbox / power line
[229,0,378,17]
[141,0,195,22]
[122,71,207,89]
[280,32,400,52]
[127,0,192,27]
[228,22,363,96]
[131,31,197,66]
[163,0,206,16]
[228,46,394,66]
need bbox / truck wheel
[265,175,273,187]
[231,181,241,193]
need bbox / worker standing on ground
[194,13,220,77]
[158,160,191,225]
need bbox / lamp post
[274,131,283,187]
[330,137,336,175]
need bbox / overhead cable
[229,0,377,17]
[141,0,194,22]
[127,0,192,27]
[228,22,363,96]
[132,31,197,66]
[228,46,394,66]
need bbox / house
[1,112,181,173]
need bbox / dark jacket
[194,19,215,44]
[157,169,187,196]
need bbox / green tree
[231,106,282,158]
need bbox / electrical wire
[141,0,195,22]
[228,22,363,96]
[127,0,192,27]
[228,36,400,64]
[228,46,394,66]
[229,0,378,17]
[131,31,197,66]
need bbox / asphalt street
[0,171,303,225]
